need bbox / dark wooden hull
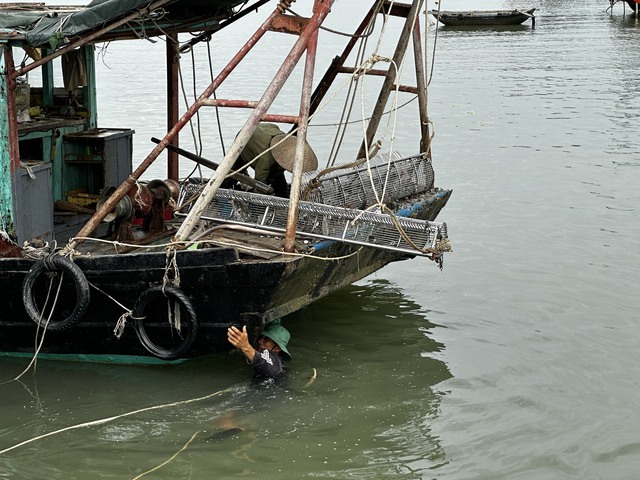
[1,189,451,360]
[430,8,536,26]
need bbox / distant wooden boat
[430,8,536,27]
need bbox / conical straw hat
[270,134,318,173]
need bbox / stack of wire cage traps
[177,152,447,258]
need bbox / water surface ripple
[2,0,640,478]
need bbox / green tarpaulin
[0,0,248,48]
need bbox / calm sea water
[2,0,640,478]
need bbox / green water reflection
[0,280,450,479]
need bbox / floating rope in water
[303,368,317,389]
[0,387,233,456]
[132,430,201,480]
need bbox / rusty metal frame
[307,1,382,119]
[306,0,429,156]
[357,0,425,159]
[69,0,429,254]
[70,0,336,249]
[174,0,334,247]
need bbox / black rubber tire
[22,255,90,331]
[133,285,199,360]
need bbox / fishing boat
[0,0,451,361]
[430,8,536,27]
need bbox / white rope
[0,387,233,456]
[351,0,420,214]
[21,240,54,259]
[373,0,394,54]
[132,430,202,480]
[302,367,317,388]
[163,247,181,289]
[326,7,378,168]
[131,179,149,212]
[162,248,182,333]
[113,311,132,339]
[357,56,391,207]
[86,281,135,338]
[1,269,64,385]
[197,236,363,262]
[67,236,190,251]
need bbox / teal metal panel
[83,45,97,129]
[15,162,53,242]
[0,46,16,237]
[50,124,84,200]
[41,48,54,107]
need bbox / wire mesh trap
[300,152,435,209]
[178,187,447,257]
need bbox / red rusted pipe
[283,1,320,254]
[412,15,431,158]
[200,99,299,123]
[166,33,180,180]
[201,99,260,108]
[261,114,300,124]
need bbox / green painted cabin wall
[84,45,97,129]
[0,46,15,237]
[0,43,99,241]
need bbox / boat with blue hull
[0,0,451,361]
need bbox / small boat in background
[430,8,536,27]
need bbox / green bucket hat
[261,323,291,361]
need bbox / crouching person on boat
[227,321,292,379]
[223,122,318,197]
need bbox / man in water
[227,321,292,378]
[209,323,291,441]
[223,122,318,197]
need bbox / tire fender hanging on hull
[133,285,199,360]
[22,255,91,331]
